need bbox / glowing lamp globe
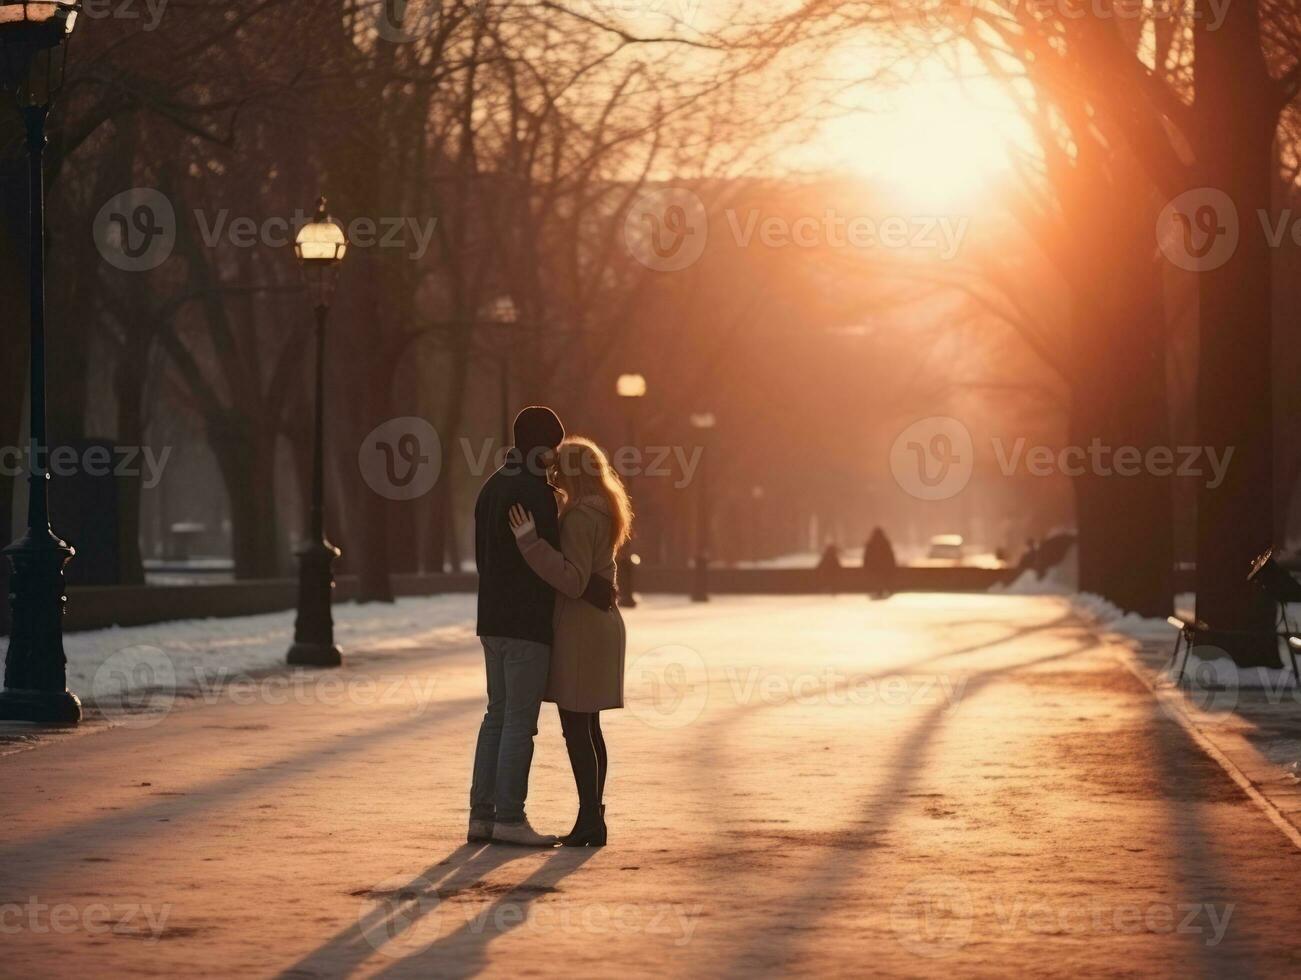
[295,198,348,309]
[616,374,647,399]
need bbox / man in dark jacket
[469,406,564,846]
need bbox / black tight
[558,709,607,812]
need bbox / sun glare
[819,82,1015,212]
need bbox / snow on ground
[1067,591,1301,691]
[60,595,478,727]
[9,593,1301,977]
[1026,581,1301,782]
[988,542,1079,595]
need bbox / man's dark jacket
[475,450,562,644]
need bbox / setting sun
[810,78,1019,211]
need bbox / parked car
[925,534,965,565]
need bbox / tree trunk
[211,425,281,580]
[1068,224,1175,617]
[113,358,147,585]
[1193,0,1278,664]
[356,360,395,603]
[426,479,449,574]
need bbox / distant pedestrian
[861,527,897,599]
[1017,538,1039,578]
[817,543,843,594]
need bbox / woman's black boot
[561,808,607,847]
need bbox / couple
[467,406,632,848]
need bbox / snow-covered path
[3,594,1301,978]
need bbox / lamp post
[616,373,646,608]
[689,412,715,603]
[287,198,347,668]
[486,295,518,449]
[0,1,81,724]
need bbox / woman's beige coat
[515,496,626,712]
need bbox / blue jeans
[470,636,551,824]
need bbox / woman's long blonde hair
[552,436,633,549]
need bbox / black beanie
[513,406,565,454]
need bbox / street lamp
[0,0,82,725]
[689,412,716,603]
[486,295,518,449]
[616,374,646,608]
[287,197,347,668]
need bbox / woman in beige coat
[508,437,631,847]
